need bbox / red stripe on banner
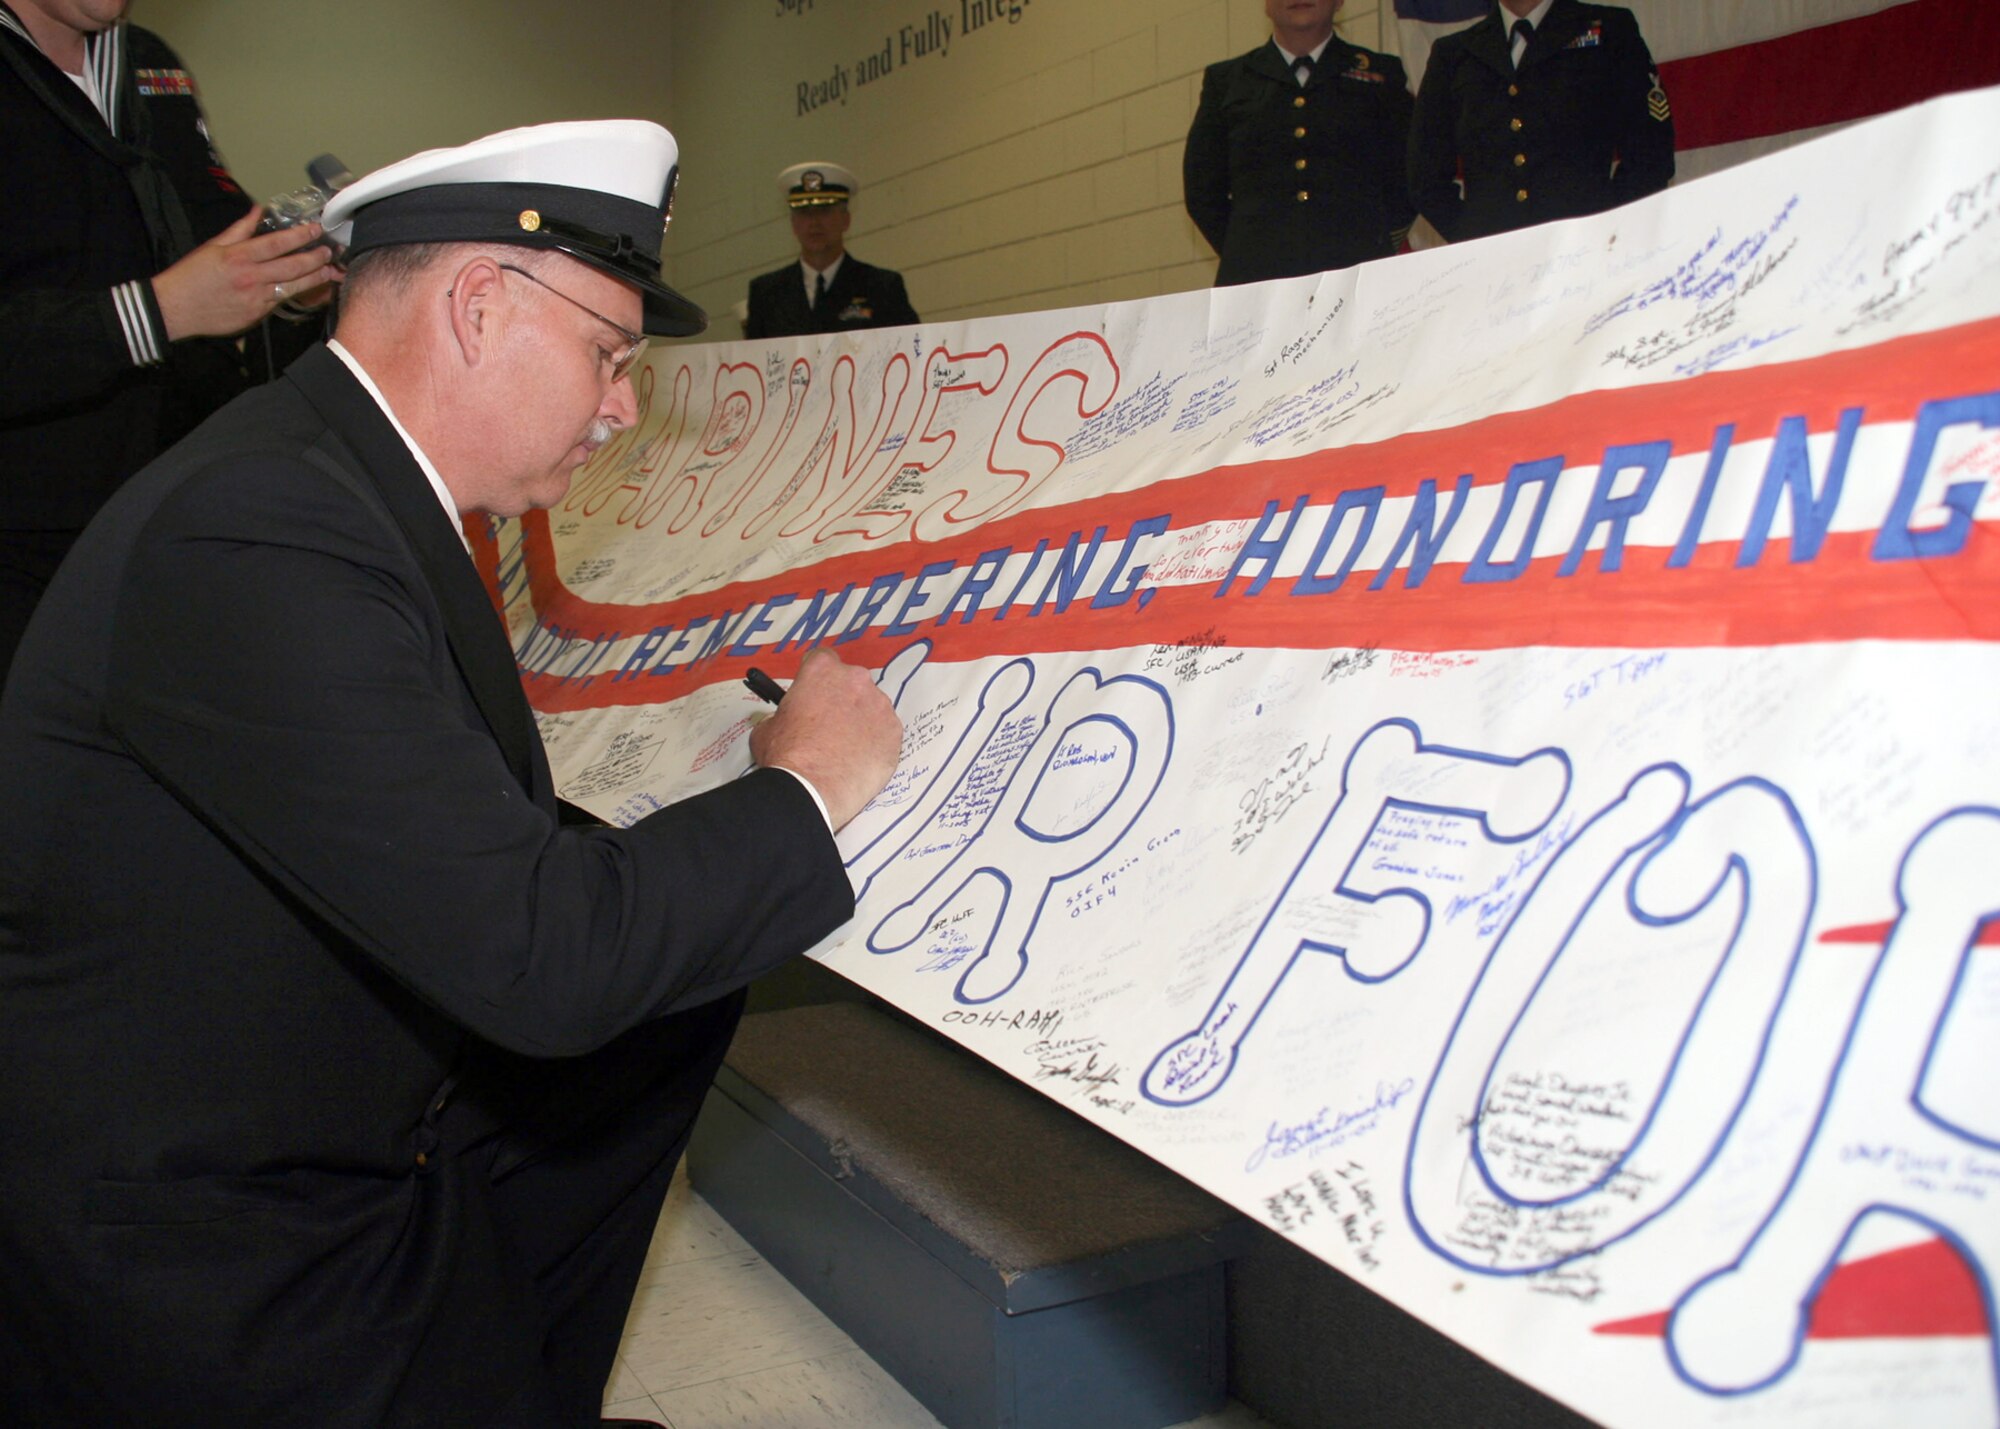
[1595,1237,1992,1338]
[1819,920,2000,945]
[507,315,2000,624]
[489,315,2000,713]
[1659,0,2000,152]
[508,318,2000,602]
[518,520,2000,713]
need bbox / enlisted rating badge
[1649,72,1671,122]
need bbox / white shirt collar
[1271,33,1334,69]
[326,339,471,556]
[1504,0,1557,37]
[800,252,845,305]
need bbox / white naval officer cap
[779,160,856,209]
[322,120,704,337]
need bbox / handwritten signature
[1232,738,1330,855]
[1245,1079,1415,1173]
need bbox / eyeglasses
[498,263,648,381]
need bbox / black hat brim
[341,181,706,337]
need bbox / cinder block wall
[666,1,1387,334]
[146,0,1390,336]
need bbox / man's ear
[445,255,507,367]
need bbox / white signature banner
[478,88,2000,1427]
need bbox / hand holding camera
[150,155,353,343]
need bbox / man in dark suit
[1409,0,1674,243]
[0,120,901,1427]
[744,160,919,339]
[1183,0,1415,287]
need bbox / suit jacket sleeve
[1182,63,1232,255]
[1407,42,1466,243]
[101,452,856,1058]
[1606,9,1674,204]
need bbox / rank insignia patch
[1648,74,1671,122]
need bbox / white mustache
[583,417,615,448]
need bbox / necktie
[813,271,827,309]
[1293,52,1313,87]
[1511,18,1533,67]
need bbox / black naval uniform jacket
[0,346,857,1425]
[744,254,919,339]
[1409,0,1674,243]
[0,10,251,535]
[1183,37,1416,287]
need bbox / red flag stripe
[1659,0,2000,152]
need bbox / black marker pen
[743,667,786,705]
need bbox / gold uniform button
[1295,158,1308,170]
[415,1151,429,1167]
[1517,188,1530,202]
[1294,126,1307,138]
[1510,117,1523,132]
[1508,83,1520,97]
[1297,189,1310,201]
[1293,95,1306,108]
[1514,153,1527,167]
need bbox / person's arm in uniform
[0,216,335,430]
[877,269,918,328]
[1605,8,1673,205]
[0,275,171,424]
[1407,41,1466,244]
[1378,53,1419,248]
[0,34,331,425]
[742,271,772,340]
[1182,61,1233,256]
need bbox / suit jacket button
[1511,117,1523,131]
[1294,126,1307,138]
[415,1152,429,1167]
[1294,95,1306,108]
[1295,158,1308,170]
[1297,189,1310,201]
[1508,83,1520,96]
[1514,153,1527,166]
[1517,188,1530,202]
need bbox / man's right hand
[749,649,902,831]
[150,206,344,343]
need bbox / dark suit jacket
[1409,0,1674,243]
[0,346,855,1424]
[744,254,919,339]
[1183,38,1415,287]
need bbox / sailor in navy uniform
[743,161,919,339]
[1183,0,1415,287]
[0,0,339,682]
[1408,0,1674,243]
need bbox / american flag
[1388,0,2000,183]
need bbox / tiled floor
[601,1168,1276,1429]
